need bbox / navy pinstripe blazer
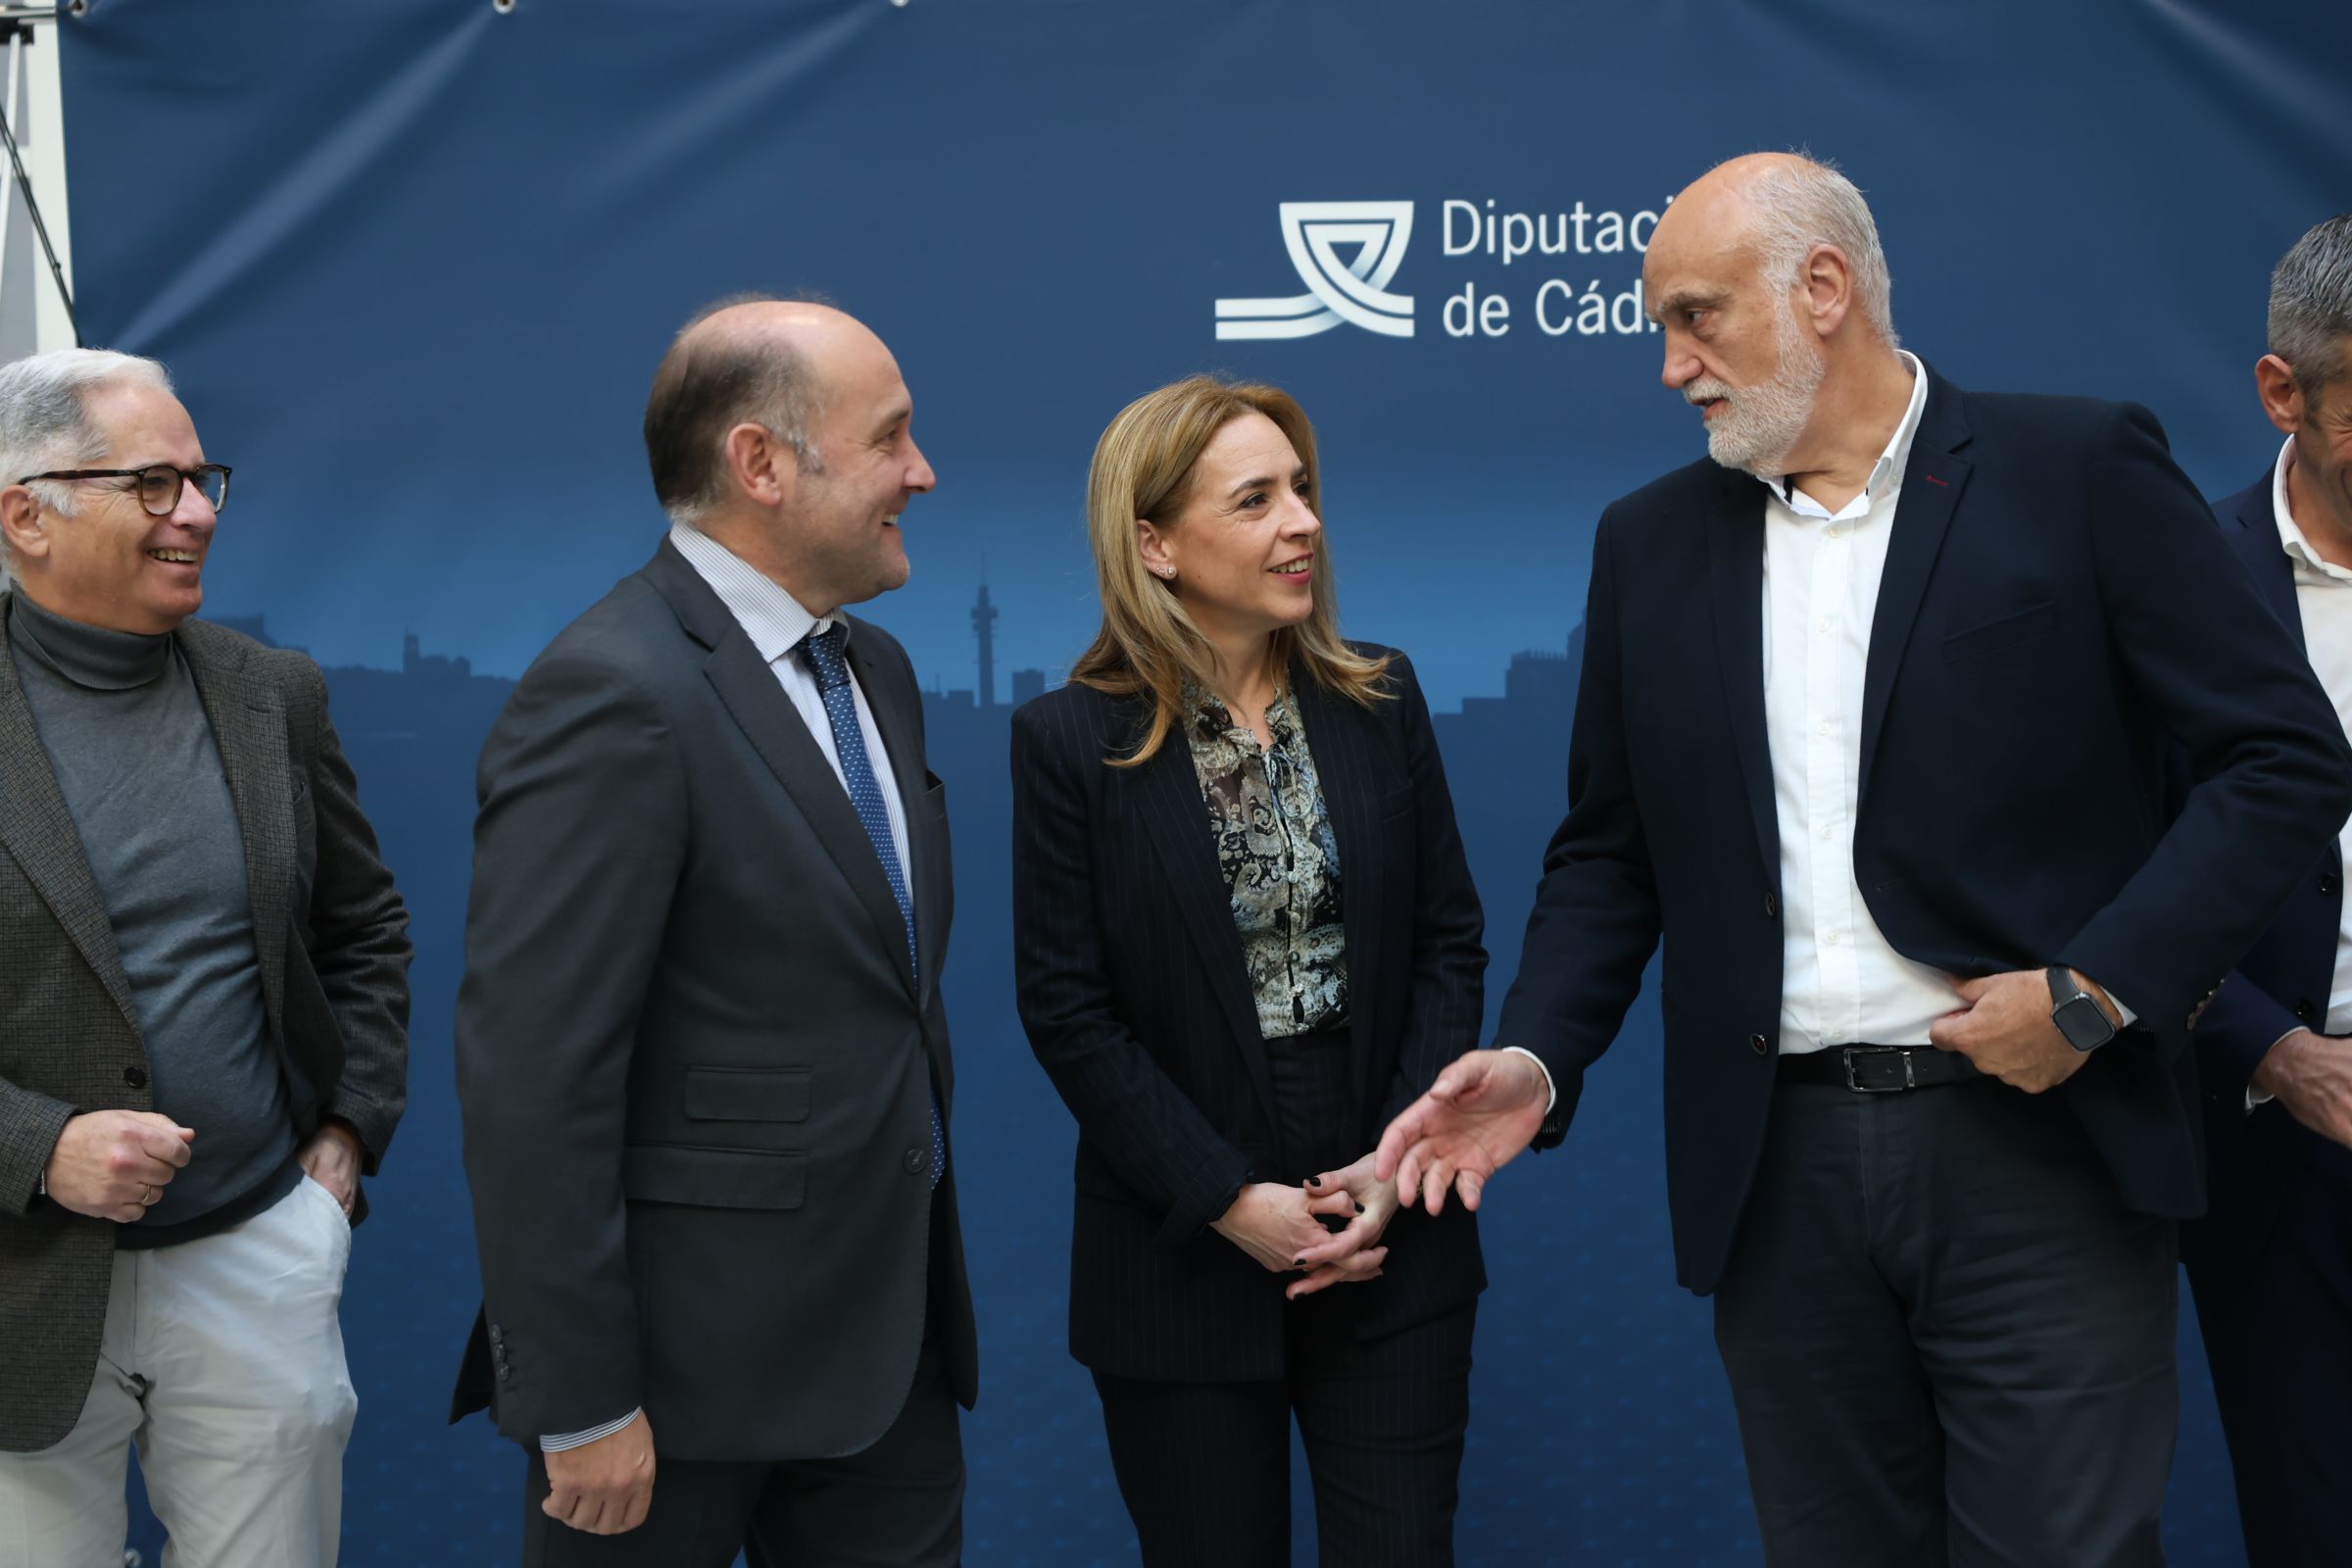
[1012,648,1486,1382]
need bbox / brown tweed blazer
[0,596,412,1452]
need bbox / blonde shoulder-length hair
[1069,374,1392,765]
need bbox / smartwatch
[2047,965,2117,1053]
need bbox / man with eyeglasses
[0,348,412,1565]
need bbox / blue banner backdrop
[53,2,2352,1561]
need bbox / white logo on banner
[1214,201,1415,340]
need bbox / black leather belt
[1777,1044,1982,1094]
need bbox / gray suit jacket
[450,540,976,1463]
[0,596,413,1452]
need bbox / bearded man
[1376,154,2352,1565]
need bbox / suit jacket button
[904,1148,925,1174]
[2296,999,2318,1024]
[2323,874,2341,896]
[1749,1033,1769,1055]
[122,1065,147,1089]
[1763,894,1780,919]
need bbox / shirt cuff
[2246,1027,2302,1111]
[1501,1046,1557,1113]
[541,1409,641,1453]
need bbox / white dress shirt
[541,522,914,1453]
[1757,353,1957,1053]
[2270,438,2352,1034]
[1515,353,1950,1104]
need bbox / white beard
[1690,294,1826,476]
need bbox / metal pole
[0,19,76,344]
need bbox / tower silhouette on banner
[971,577,1000,709]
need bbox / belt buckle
[1840,1046,1916,1094]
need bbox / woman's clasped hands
[1209,1152,1400,1300]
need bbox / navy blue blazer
[1502,367,2352,1295]
[2180,471,2352,1275]
[1012,651,1486,1382]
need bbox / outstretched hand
[1374,1049,1548,1217]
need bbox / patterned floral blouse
[1184,685,1348,1039]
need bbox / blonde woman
[1011,376,1488,1565]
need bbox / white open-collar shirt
[1509,356,1944,1101]
[1754,352,1957,1053]
[2269,438,2352,1033]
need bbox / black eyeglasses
[17,463,232,516]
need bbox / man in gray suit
[452,297,976,1566]
[0,349,412,1564]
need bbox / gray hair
[643,292,826,528]
[2269,213,2352,396]
[0,348,174,520]
[1741,158,1898,345]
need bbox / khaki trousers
[0,1173,357,1568]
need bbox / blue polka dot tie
[800,623,945,1188]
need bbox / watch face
[2054,994,2112,1052]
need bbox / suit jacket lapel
[1134,723,1279,1134]
[2230,475,2302,651]
[1705,470,1781,883]
[1858,368,1974,807]
[182,629,293,1040]
[0,597,140,1033]
[707,637,920,1000]
[644,544,919,1002]
[1292,676,1382,1122]
[846,625,942,1009]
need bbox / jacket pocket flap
[1943,600,2057,663]
[683,1066,809,1123]
[623,1145,807,1209]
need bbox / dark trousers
[1713,1074,2178,1567]
[1093,1299,1476,1568]
[1091,1024,1475,1567]
[519,1328,959,1568]
[520,1253,962,1568]
[2188,1123,2352,1568]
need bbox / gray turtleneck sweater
[9,595,297,1241]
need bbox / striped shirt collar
[666,520,845,662]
